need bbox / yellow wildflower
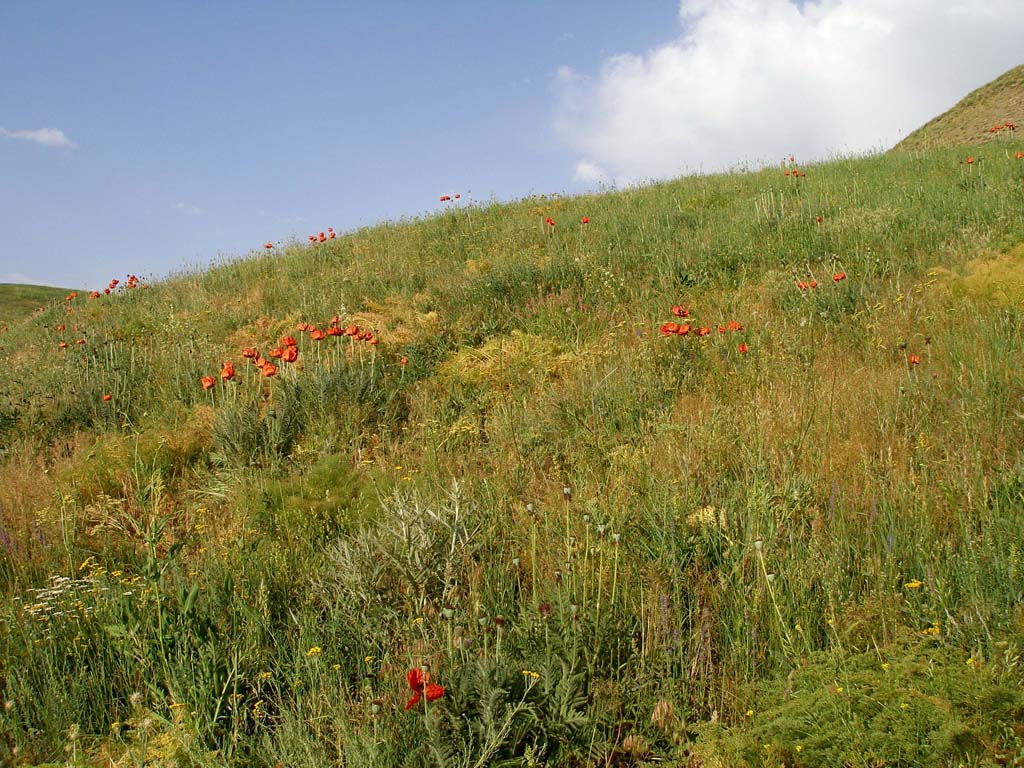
[307,646,322,657]
[904,579,923,589]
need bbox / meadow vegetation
[1,136,1024,766]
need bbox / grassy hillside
[1,139,1024,767]
[895,64,1024,151]
[0,283,74,326]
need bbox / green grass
[1,136,1024,766]
[0,284,74,326]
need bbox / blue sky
[2,1,1021,290]
[0,1,678,289]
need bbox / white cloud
[0,127,77,149]
[556,0,1024,183]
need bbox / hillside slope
[0,283,73,326]
[1,139,1024,765]
[894,64,1023,151]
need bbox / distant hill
[0,283,72,326]
[894,64,1023,151]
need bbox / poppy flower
[282,346,298,363]
[56,324,65,332]
[280,336,297,347]
[783,170,790,177]
[345,325,359,336]
[58,341,68,349]
[264,242,274,249]
[310,328,326,341]
[261,362,278,377]
[296,322,310,332]
[89,291,101,299]
[439,195,451,202]
[671,305,689,318]
[221,362,235,380]
[400,356,408,366]
[676,324,691,335]
[75,339,85,345]
[797,281,808,290]
[816,216,823,224]
[104,288,110,295]
[454,193,460,199]
[660,322,680,336]
[696,326,711,337]
[726,320,743,332]
[908,354,921,366]
[330,315,341,326]
[367,334,379,346]
[318,232,326,243]
[326,326,342,336]
[738,342,749,354]
[1016,151,1024,160]
[268,347,284,359]
[328,231,336,239]
[966,156,975,165]
[308,235,316,242]
[241,347,258,359]
[405,668,445,710]
[545,217,555,227]
[254,356,267,368]
[809,280,818,289]
[103,393,112,402]
[833,272,847,282]
[717,325,726,334]
[581,216,590,224]
[201,375,217,390]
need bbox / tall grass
[1,142,1024,766]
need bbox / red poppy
[326,326,342,336]
[400,356,409,366]
[58,341,68,349]
[56,324,65,332]
[280,336,297,347]
[201,375,217,390]
[254,356,267,367]
[797,281,808,290]
[815,216,823,224]
[264,242,274,249]
[726,320,743,332]
[318,232,326,243]
[717,325,726,334]
[345,325,359,336]
[328,231,336,239]
[1016,151,1024,160]
[282,346,298,363]
[783,170,790,176]
[671,305,689,318]
[367,334,379,346]
[966,156,975,165]
[908,354,921,366]
[308,235,316,242]
[89,291,101,299]
[75,338,85,345]
[439,195,451,202]
[310,328,326,341]
[296,322,310,332]
[696,326,711,337]
[660,322,680,336]
[261,362,278,377]
[676,324,691,335]
[405,668,445,710]
[330,315,341,326]
[833,272,847,282]
[581,216,590,224]
[545,217,555,227]
[454,193,460,199]
[221,362,235,380]
[738,342,749,354]
[103,393,112,402]
[809,280,818,289]
[104,288,110,295]
[241,347,258,359]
